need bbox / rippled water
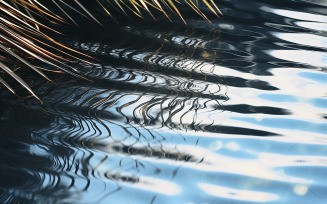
[1,0,327,203]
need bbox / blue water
[1,0,327,203]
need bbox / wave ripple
[1,0,327,203]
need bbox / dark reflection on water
[1,0,327,203]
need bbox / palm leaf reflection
[43,21,226,130]
[0,13,283,202]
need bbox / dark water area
[1,0,327,203]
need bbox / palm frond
[0,0,221,102]
[0,0,94,102]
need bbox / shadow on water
[0,103,72,203]
[1,0,327,203]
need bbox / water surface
[1,0,327,203]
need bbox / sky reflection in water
[1,0,327,203]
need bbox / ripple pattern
[1,0,327,203]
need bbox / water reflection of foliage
[0,102,73,203]
[0,16,285,202]
[0,20,225,203]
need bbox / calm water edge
[1,0,327,203]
